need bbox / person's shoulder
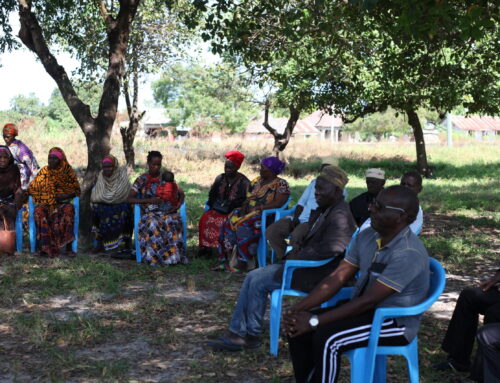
[350,191,368,203]
[391,230,429,261]
[357,226,378,243]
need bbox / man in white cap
[349,168,385,226]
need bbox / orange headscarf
[3,123,18,137]
[28,147,81,205]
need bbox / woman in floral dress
[128,151,187,266]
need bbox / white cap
[366,168,385,180]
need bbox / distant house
[245,113,321,140]
[447,115,500,141]
[302,110,344,142]
[141,109,170,136]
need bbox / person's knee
[484,303,500,324]
[458,287,484,305]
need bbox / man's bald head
[382,185,419,224]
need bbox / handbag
[211,200,232,214]
[0,215,16,254]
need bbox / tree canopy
[198,0,499,173]
[152,62,258,134]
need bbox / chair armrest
[282,258,334,290]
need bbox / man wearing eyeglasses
[284,185,429,383]
[359,170,424,235]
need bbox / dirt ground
[0,212,498,382]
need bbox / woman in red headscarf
[197,151,250,257]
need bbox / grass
[0,131,498,381]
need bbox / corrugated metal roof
[451,115,500,131]
[303,110,343,128]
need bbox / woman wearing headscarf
[28,147,81,257]
[90,155,132,255]
[3,123,40,191]
[215,156,290,273]
[198,151,250,257]
[128,151,188,266]
[0,146,22,254]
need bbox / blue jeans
[229,263,282,337]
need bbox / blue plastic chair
[269,228,359,356]
[28,196,79,253]
[134,201,187,263]
[339,257,445,383]
[256,194,291,268]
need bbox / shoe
[433,359,470,372]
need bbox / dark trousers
[477,324,500,383]
[442,287,500,366]
[288,307,408,383]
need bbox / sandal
[211,264,228,272]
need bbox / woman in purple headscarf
[215,156,290,273]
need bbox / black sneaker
[433,359,470,372]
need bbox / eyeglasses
[370,199,406,213]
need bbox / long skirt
[139,210,187,266]
[34,203,75,257]
[91,202,132,251]
[217,214,261,264]
[198,209,229,248]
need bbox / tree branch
[263,99,280,138]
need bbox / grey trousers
[266,217,309,261]
[477,323,500,383]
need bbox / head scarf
[261,156,285,175]
[3,123,18,137]
[224,150,245,169]
[28,147,81,205]
[91,155,131,204]
[0,145,21,198]
[318,165,349,189]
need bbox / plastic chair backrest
[343,257,445,382]
[257,194,291,267]
[28,196,79,253]
[134,201,187,263]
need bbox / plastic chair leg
[134,204,141,263]
[406,340,420,383]
[349,349,367,383]
[15,209,23,253]
[269,290,283,356]
[373,355,387,383]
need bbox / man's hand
[479,270,500,292]
[283,311,313,338]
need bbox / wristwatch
[308,315,319,330]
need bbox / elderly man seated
[284,185,429,383]
[266,162,331,261]
[360,170,424,234]
[207,165,356,351]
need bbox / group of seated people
[2,124,497,381]
[0,124,186,264]
[203,156,498,382]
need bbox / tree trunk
[17,0,140,243]
[121,65,143,169]
[406,109,432,178]
[263,102,301,158]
